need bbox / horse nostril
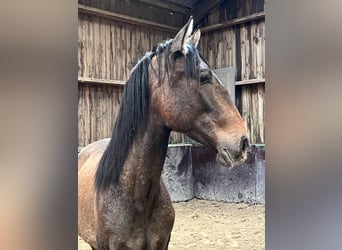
[241,136,249,152]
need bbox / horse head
[149,17,249,168]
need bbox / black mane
[95,40,200,192]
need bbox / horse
[78,16,249,250]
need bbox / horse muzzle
[216,136,249,168]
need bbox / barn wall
[198,0,264,26]
[198,0,265,144]
[78,0,187,28]
[78,13,175,147]
[78,82,122,147]
[78,12,174,80]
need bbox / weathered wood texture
[198,20,265,81]
[197,0,264,27]
[78,82,123,147]
[78,0,187,28]
[79,4,179,33]
[236,83,265,144]
[78,12,174,80]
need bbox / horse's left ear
[170,16,194,55]
[187,28,201,48]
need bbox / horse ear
[187,28,201,48]
[170,16,194,54]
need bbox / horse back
[78,138,110,248]
[78,138,110,171]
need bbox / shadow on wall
[162,144,265,204]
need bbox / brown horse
[78,17,249,250]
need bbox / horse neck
[122,114,170,208]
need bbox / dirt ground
[78,199,265,250]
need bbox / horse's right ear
[170,16,194,55]
[187,28,201,48]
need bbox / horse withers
[78,16,249,250]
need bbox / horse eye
[200,70,212,84]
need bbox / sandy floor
[78,199,265,250]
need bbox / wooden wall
[198,0,264,26]
[78,83,122,147]
[199,20,265,81]
[78,0,186,28]
[78,12,175,147]
[78,13,173,80]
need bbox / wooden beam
[235,78,265,86]
[78,77,265,87]
[192,0,223,22]
[138,0,189,15]
[78,4,179,32]
[78,76,126,86]
[201,11,265,33]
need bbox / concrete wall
[162,144,265,204]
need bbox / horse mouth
[216,146,248,168]
[217,147,235,168]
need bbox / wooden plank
[104,18,111,80]
[257,84,265,144]
[89,15,95,78]
[230,28,236,67]
[95,85,102,141]
[78,83,85,146]
[90,84,96,143]
[235,78,265,85]
[240,24,250,80]
[125,24,132,79]
[78,16,84,76]
[99,17,105,79]
[201,11,265,33]
[109,22,115,80]
[251,85,258,142]
[114,22,120,80]
[78,4,179,32]
[120,23,126,80]
[78,76,126,86]
[138,0,189,15]
[250,21,264,79]
[84,83,91,145]
[261,21,265,79]
[238,83,265,144]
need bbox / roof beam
[201,11,265,33]
[138,0,190,15]
[191,0,223,22]
[78,4,179,32]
